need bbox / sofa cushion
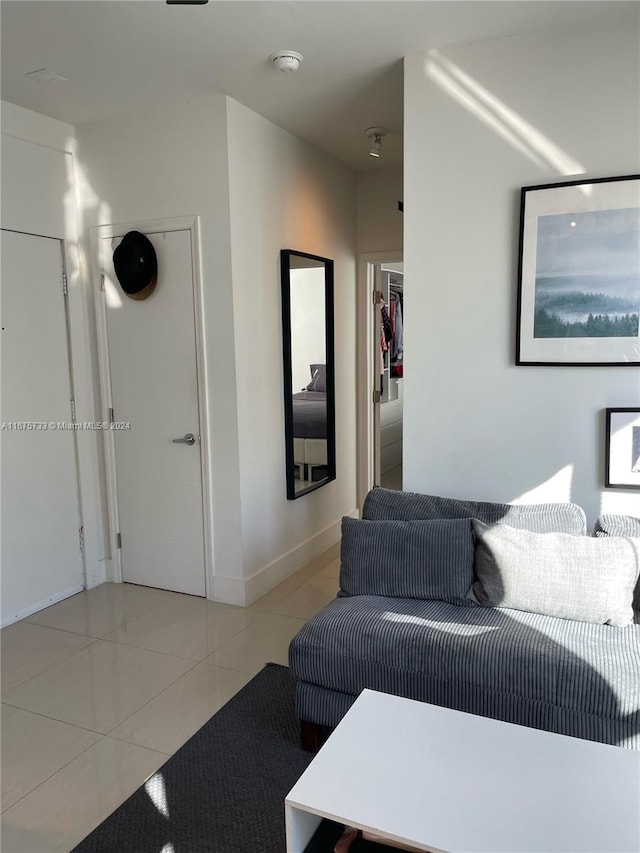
[595,514,640,611]
[470,521,640,627]
[289,596,640,733]
[339,516,475,604]
[594,514,640,538]
[362,488,587,535]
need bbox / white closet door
[1,230,83,625]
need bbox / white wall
[290,267,327,393]
[226,98,357,600]
[1,101,104,591]
[357,168,403,255]
[76,95,358,604]
[75,97,245,600]
[404,13,640,527]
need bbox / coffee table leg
[285,804,322,853]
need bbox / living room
[1,1,639,850]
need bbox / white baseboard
[243,508,358,606]
[211,575,247,607]
[1,583,84,628]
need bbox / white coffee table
[285,689,640,853]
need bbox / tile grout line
[1,733,108,816]
[0,701,106,736]
[1,733,169,821]
[1,638,100,697]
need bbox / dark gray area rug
[72,663,314,853]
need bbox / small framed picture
[516,174,640,365]
[605,408,640,490]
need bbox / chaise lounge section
[289,489,640,750]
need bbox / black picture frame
[280,249,336,500]
[516,174,640,366]
[605,408,640,490]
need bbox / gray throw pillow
[305,364,326,393]
[340,516,475,604]
[362,488,587,535]
[594,514,640,611]
[470,520,640,627]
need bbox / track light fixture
[365,126,388,158]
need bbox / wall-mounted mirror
[281,250,336,500]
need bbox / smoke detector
[270,51,304,73]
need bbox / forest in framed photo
[516,174,640,365]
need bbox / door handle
[172,433,197,446]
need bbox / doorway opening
[374,261,404,490]
[356,252,404,509]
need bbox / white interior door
[1,230,84,625]
[101,229,205,596]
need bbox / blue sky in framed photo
[534,207,640,338]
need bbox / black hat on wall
[113,231,158,300]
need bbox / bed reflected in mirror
[281,250,335,499]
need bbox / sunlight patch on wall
[600,490,640,515]
[73,147,115,298]
[510,464,574,504]
[425,51,586,181]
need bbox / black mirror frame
[280,249,336,500]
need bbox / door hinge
[62,273,68,296]
[78,526,85,552]
[372,289,382,305]
[108,407,114,424]
[70,399,76,420]
[116,532,122,549]
[100,273,105,292]
[373,389,381,404]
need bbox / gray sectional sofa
[289,489,640,750]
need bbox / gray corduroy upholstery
[289,595,640,748]
[362,488,588,534]
[289,489,640,750]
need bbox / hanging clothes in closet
[380,298,393,392]
[389,288,403,377]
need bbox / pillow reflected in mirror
[306,363,326,393]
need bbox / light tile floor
[1,546,340,853]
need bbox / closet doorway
[373,262,404,489]
[94,220,210,597]
[357,252,404,508]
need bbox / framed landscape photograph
[516,174,640,365]
[605,408,640,490]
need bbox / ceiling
[1,1,634,170]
